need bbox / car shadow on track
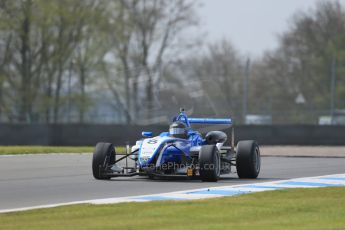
[106,176,279,184]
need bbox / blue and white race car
[92,109,261,182]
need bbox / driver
[169,121,188,139]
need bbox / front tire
[236,140,261,178]
[199,145,220,182]
[92,142,115,180]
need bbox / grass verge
[0,146,125,155]
[1,187,344,230]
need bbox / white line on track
[0,173,344,214]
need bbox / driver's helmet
[169,121,188,139]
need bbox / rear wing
[188,118,232,126]
[175,109,234,148]
[175,110,232,127]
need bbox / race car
[92,108,261,182]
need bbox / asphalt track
[0,153,345,210]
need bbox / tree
[0,0,40,122]
[160,39,244,120]
[0,0,107,123]
[254,1,345,123]
[105,0,198,123]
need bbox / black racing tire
[199,145,220,182]
[92,142,115,180]
[236,140,261,178]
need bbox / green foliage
[0,0,106,123]
[0,0,198,124]
[2,0,344,124]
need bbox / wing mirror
[142,131,153,138]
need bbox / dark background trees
[250,1,345,123]
[0,0,344,124]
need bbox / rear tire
[236,140,260,178]
[92,142,115,180]
[199,145,220,182]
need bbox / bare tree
[253,1,345,123]
[0,0,40,122]
[0,0,198,124]
[158,39,244,120]
[106,0,198,123]
[0,0,106,123]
